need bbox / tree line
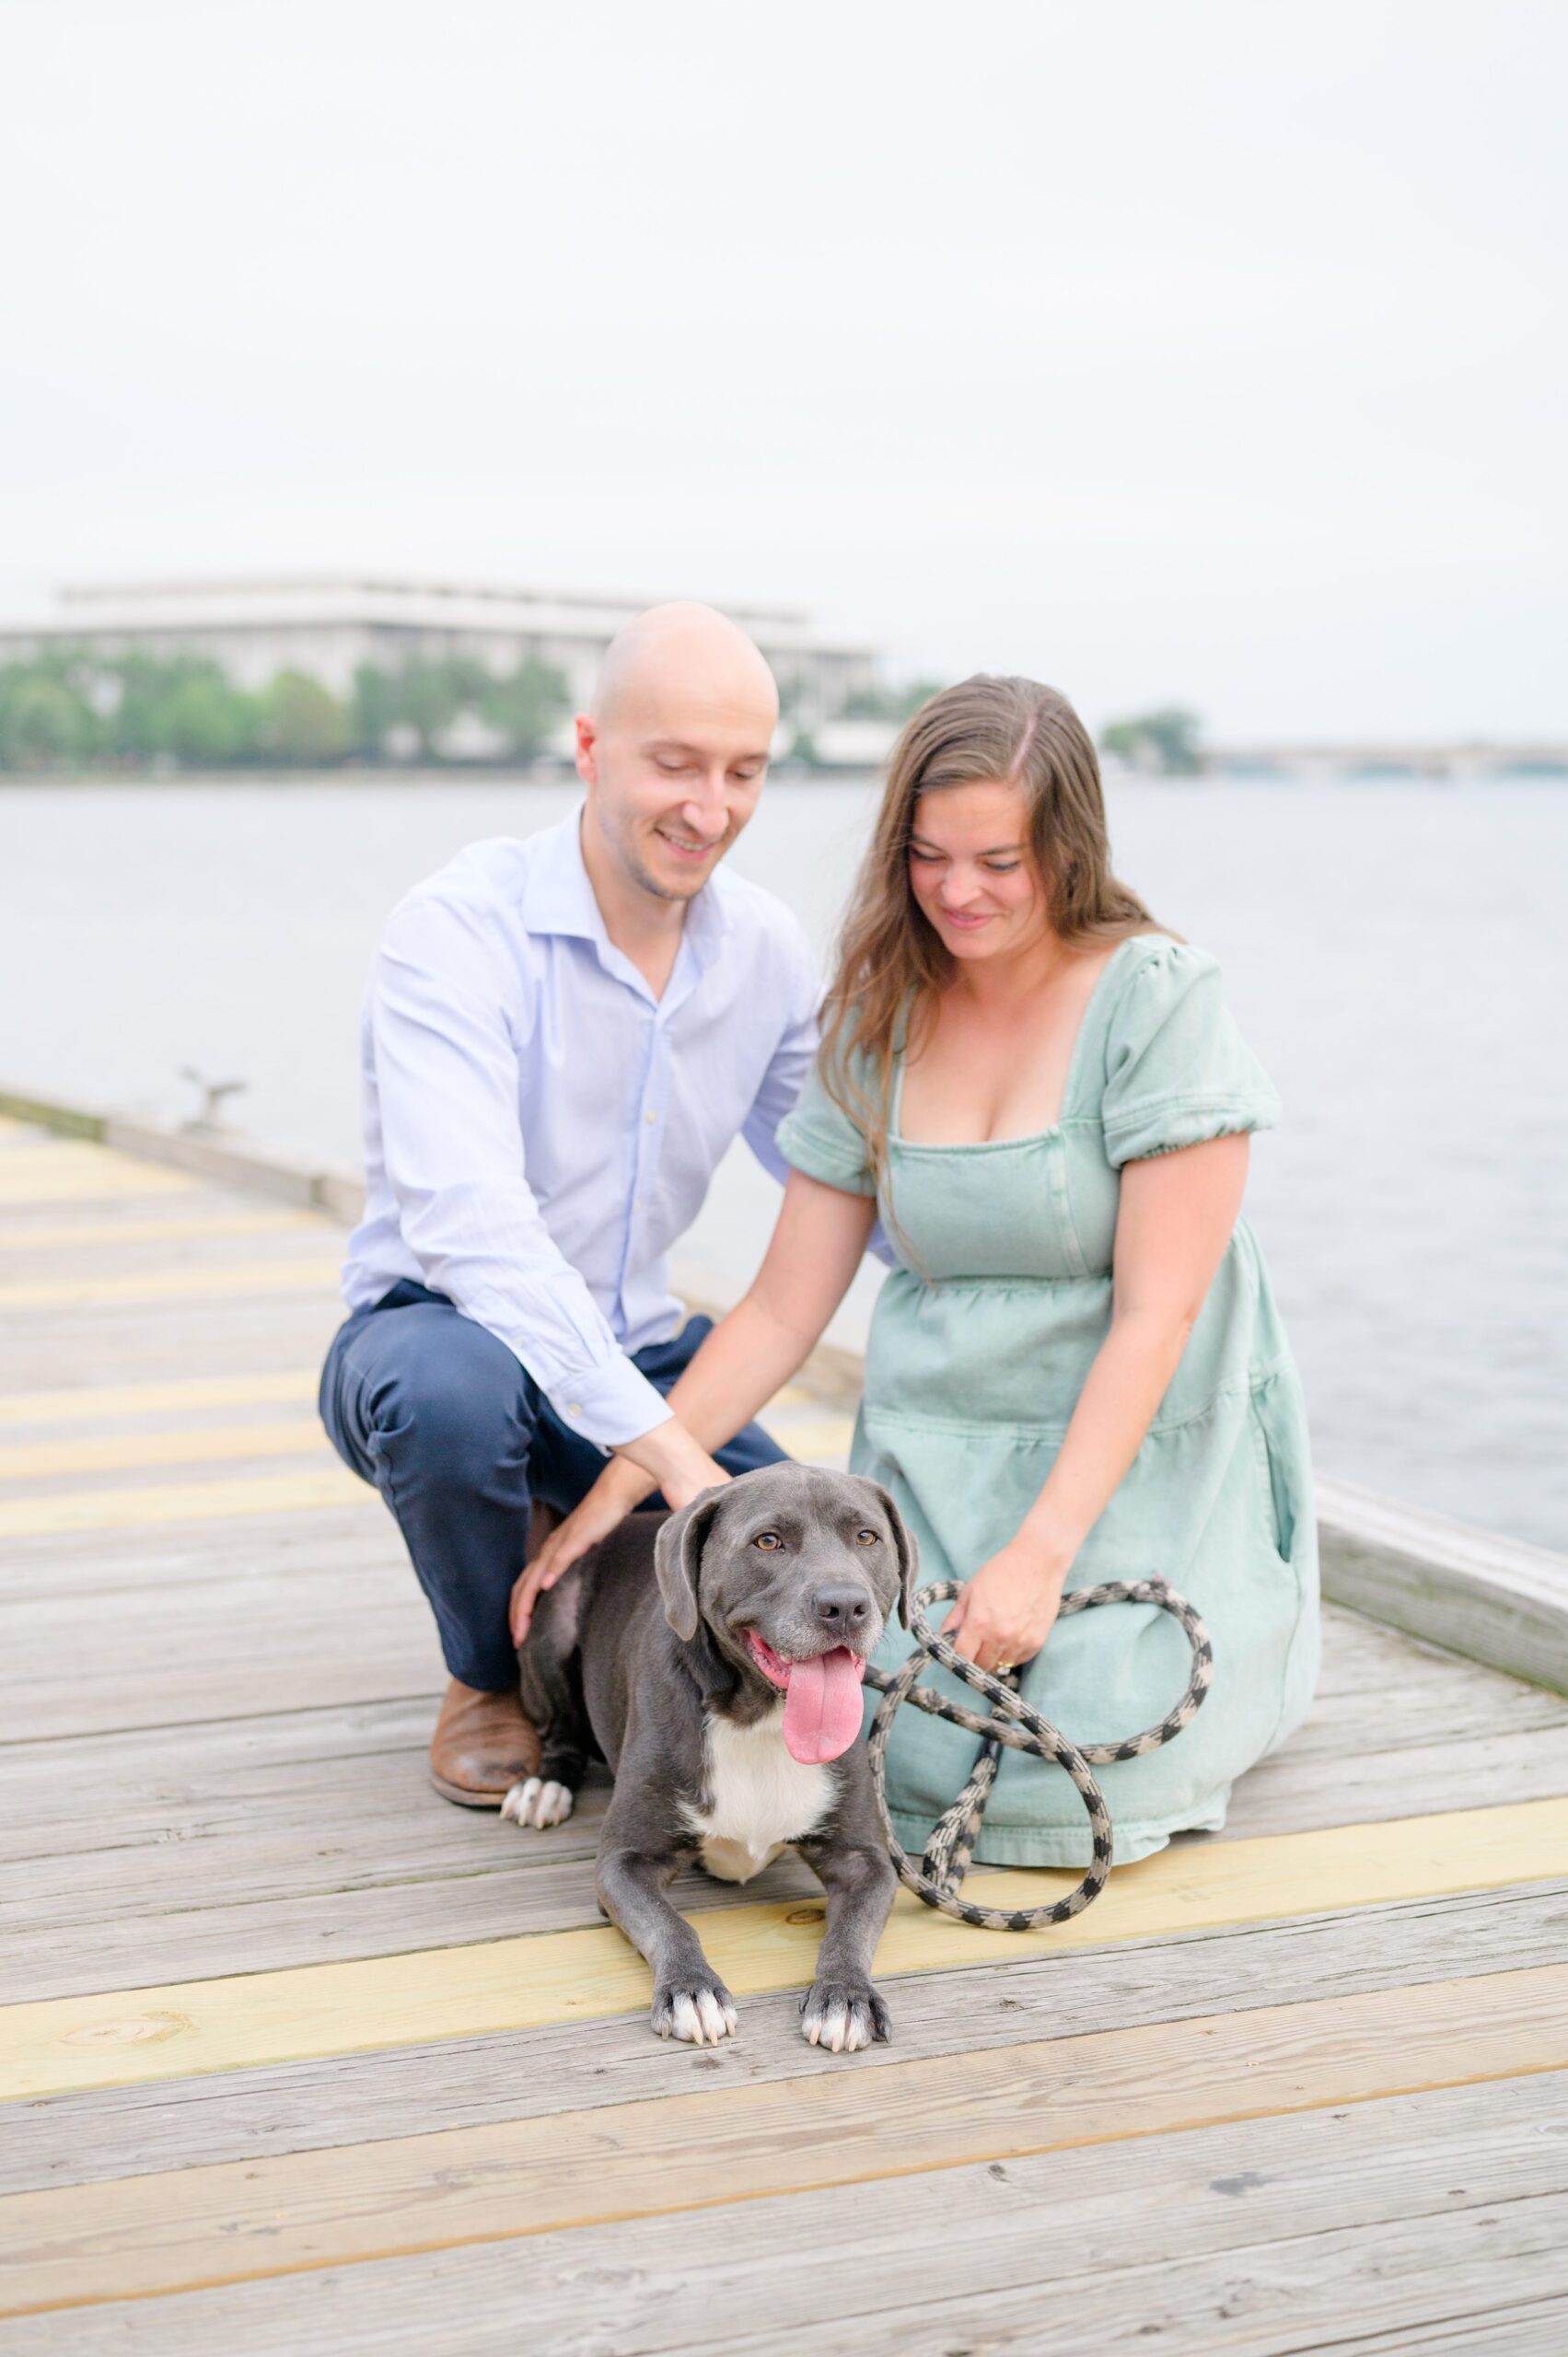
[0,644,1205,776]
[0,648,572,772]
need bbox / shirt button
[566,1403,582,1418]
[645,1109,657,1125]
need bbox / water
[3,775,1564,1552]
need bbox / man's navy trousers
[319,1280,787,1692]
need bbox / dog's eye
[854,1528,880,1546]
[752,1531,783,1550]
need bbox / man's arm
[738,930,897,1268]
[512,1171,876,1637]
[738,930,819,1186]
[370,889,714,1501]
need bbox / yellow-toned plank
[6,1964,1566,2318]
[6,1795,1566,2105]
[0,1162,194,1204]
[0,1370,319,1428]
[0,1466,373,1538]
[766,1415,856,1461]
[0,1419,332,1483]
[0,1144,108,1167]
[0,1211,325,1252]
[0,1259,341,1309]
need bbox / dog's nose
[809,1583,873,1633]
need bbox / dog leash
[862,1577,1212,1931]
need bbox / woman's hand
[942,1528,1073,1677]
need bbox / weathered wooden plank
[0,1150,196,1204]
[1244,1640,1568,1752]
[0,1202,316,1251]
[666,2202,1568,2357]
[0,1503,399,1593]
[3,1563,1567,2001]
[1320,1471,1568,1697]
[0,1258,343,1309]
[0,1465,374,1539]
[0,1368,320,1426]
[0,1693,442,1842]
[6,1273,341,1328]
[6,1589,1557,1836]
[1220,1720,1568,1834]
[1307,1601,1494,1697]
[0,1210,324,1252]
[2,1300,347,1388]
[6,1877,1561,2197]
[6,1799,1567,2104]
[9,1726,1568,2006]
[0,1554,439,1741]
[0,1419,335,1481]
[0,1835,819,2010]
[6,2073,1562,2357]
[3,1962,1564,2318]
[9,1705,1568,2003]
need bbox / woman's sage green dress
[776,935,1319,1868]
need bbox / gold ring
[994,1660,1016,1676]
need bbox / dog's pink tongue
[782,1648,866,1764]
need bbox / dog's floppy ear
[654,1484,728,1643]
[856,1478,921,1629]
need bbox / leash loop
[863,1576,1213,1933]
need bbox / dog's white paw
[799,1980,890,2054]
[500,1776,575,1829]
[653,1980,738,2045]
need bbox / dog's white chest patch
[682,1704,833,1884]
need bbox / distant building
[0,577,881,731]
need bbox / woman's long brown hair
[819,674,1167,1195]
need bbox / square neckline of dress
[890,933,1148,1155]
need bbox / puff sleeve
[1100,942,1280,1168]
[776,1054,878,1198]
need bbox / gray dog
[504,1463,912,2052]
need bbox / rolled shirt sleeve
[368,893,673,1449]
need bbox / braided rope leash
[863,1578,1213,1931]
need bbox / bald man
[319,606,819,1804]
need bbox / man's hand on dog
[509,1450,734,1644]
[510,1466,640,1643]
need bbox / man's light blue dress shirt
[342,809,820,1450]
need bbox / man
[319,602,819,1805]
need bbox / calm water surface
[4,775,1564,1551]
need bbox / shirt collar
[522,804,735,976]
[520,807,606,945]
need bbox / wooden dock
[3,1107,1568,2351]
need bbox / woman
[527,677,1319,1867]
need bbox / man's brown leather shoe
[430,1678,541,1807]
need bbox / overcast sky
[2,0,1562,737]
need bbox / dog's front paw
[500,1776,575,1829]
[652,1974,738,2047]
[800,1978,890,2054]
